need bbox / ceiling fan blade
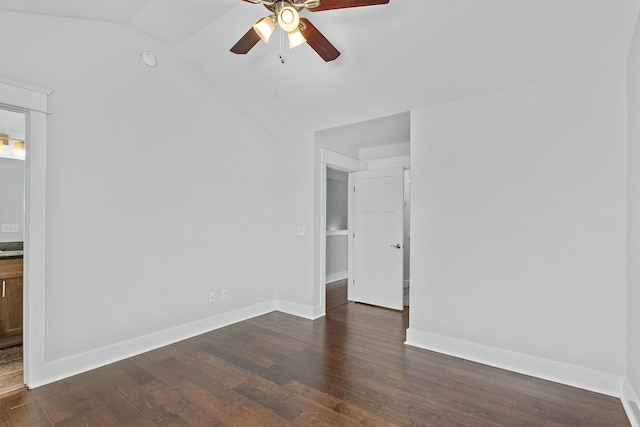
[230,27,262,54]
[299,18,340,62]
[309,0,389,12]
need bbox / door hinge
[353,232,356,238]
[353,186,356,192]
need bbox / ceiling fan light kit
[231,0,390,62]
[277,5,300,32]
[287,27,307,49]
[253,16,276,42]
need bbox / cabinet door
[1,277,23,338]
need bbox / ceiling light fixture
[287,28,306,49]
[231,0,389,62]
[253,16,276,43]
[13,141,25,157]
[0,134,9,155]
[277,5,299,32]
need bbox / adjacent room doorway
[325,168,349,310]
[0,107,26,395]
[320,149,410,316]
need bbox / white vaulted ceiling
[0,0,638,138]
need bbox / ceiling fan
[230,0,390,62]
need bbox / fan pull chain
[279,29,285,64]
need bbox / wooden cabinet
[0,257,23,341]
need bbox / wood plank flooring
[0,297,630,425]
[0,346,23,397]
[326,279,348,310]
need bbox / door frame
[0,76,52,388]
[318,149,363,317]
[318,150,412,317]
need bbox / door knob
[391,244,402,249]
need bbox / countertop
[0,242,23,259]
[0,250,23,259]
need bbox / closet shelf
[326,230,348,236]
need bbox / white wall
[326,174,348,231]
[326,172,348,282]
[274,132,317,317]
[0,11,279,380]
[0,158,24,243]
[408,63,628,395]
[326,236,347,283]
[626,13,640,421]
[315,112,410,159]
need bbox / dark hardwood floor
[0,289,630,426]
[0,345,23,397]
[326,278,348,310]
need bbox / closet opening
[325,168,349,310]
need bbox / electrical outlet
[209,291,216,304]
[221,289,228,301]
[1,224,19,233]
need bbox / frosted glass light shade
[287,28,307,49]
[253,16,276,43]
[278,6,300,32]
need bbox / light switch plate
[297,226,305,236]
[1,224,19,233]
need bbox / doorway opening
[0,107,26,395]
[326,168,349,310]
[319,148,411,317]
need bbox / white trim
[623,379,640,427]
[321,148,364,171]
[319,163,328,316]
[24,110,48,388]
[312,304,325,320]
[276,300,323,320]
[347,172,354,302]
[318,149,363,319]
[29,301,278,388]
[405,328,624,398]
[0,77,53,96]
[0,77,53,115]
[0,102,50,116]
[326,271,348,284]
[365,155,411,170]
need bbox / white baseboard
[623,379,640,427]
[276,300,324,320]
[405,328,623,398]
[312,304,325,320]
[28,300,278,389]
[325,271,348,284]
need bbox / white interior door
[352,167,404,310]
